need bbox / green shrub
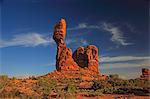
[109,74,119,79]
[0,75,8,81]
[0,75,9,91]
[38,77,57,96]
[29,76,37,80]
[12,77,17,80]
[92,81,101,91]
[65,84,76,94]
[86,90,103,97]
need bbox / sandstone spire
[53,18,66,46]
[53,19,79,70]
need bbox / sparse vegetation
[37,77,57,98]
[0,74,149,98]
[65,84,77,94]
[90,75,150,95]
[0,75,9,90]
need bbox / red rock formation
[79,82,93,89]
[86,45,99,73]
[53,18,102,79]
[73,46,87,68]
[140,68,150,80]
[53,19,79,71]
[73,45,99,73]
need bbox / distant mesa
[140,68,150,80]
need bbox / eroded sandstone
[73,45,99,73]
[53,18,99,74]
[53,19,79,71]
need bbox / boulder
[73,45,99,73]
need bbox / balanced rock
[53,18,99,74]
[53,19,79,71]
[53,19,66,46]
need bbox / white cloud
[0,32,88,48]
[100,57,150,79]
[0,33,55,48]
[68,23,100,30]
[66,39,77,45]
[80,39,88,45]
[100,56,150,63]
[66,38,88,46]
[101,62,149,70]
[68,22,133,46]
[102,22,133,46]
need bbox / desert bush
[143,80,150,89]
[0,75,9,82]
[38,77,57,96]
[0,89,19,99]
[65,84,77,94]
[115,88,129,94]
[12,77,17,80]
[86,90,103,97]
[80,89,93,92]
[29,76,37,80]
[109,74,119,79]
[103,86,114,94]
[92,81,101,91]
[0,75,9,91]
[91,80,112,91]
[94,89,103,96]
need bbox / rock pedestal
[53,19,79,71]
[53,19,99,74]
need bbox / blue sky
[0,0,149,79]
